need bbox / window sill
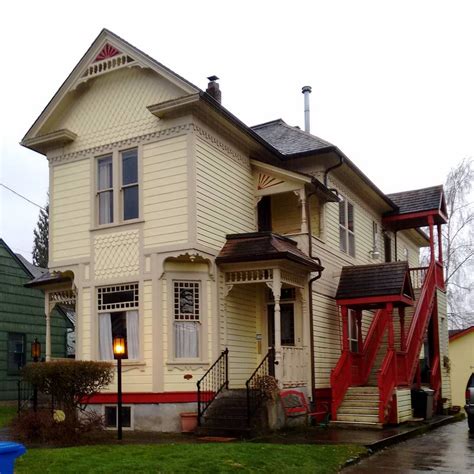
[166,360,209,371]
[108,360,146,367]
[90,219,144,232]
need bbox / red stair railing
[330,351,352,420]
[430,354,442,410]
[397,262,437,385]
[378,349,397,423]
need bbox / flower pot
[180,412,198,433]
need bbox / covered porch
[216,232,323,390]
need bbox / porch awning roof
[335,261,414,308]
[216,232,323,272]
[383,185,447,231]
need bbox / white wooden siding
[51,159,91,262]
[437,289,451,407]
[195,135,255,249]
[226,284,258,388]
[396,388,412,422]
[143,135,189,248]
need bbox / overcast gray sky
[1,0,473,261]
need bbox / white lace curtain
[175,321,199,358]
[98,311,139,360]
[98,157,112,224]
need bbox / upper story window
[121,149,139,220]
[339,198,355,257]
[96,148,139,226]
[98,155,113,224]
[7,333,26,373]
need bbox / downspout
[306,190,323,398]
[323,153,344,188]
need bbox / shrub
[11,409,105,445]
[22,360,113,417]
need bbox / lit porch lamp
[31,338,41,363]
[31,338,41,412]
[113,335,126,441]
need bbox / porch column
[428,215,435,263]
[44,292,52,361]
[295,188,308,234]
[271,269,283,383]
[356,310,363,353]
[387,303,394,350]
[399,307,406,352]
[341,306,349,352]
[437,224,443,264]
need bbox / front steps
[197,389,253,438]
[333,386,383,428]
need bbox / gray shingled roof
[336,262,413,301]
[251,119,334,156]
[15,254,47,279]
[387,185,444,215]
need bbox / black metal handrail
[17,379,35,414]
[245,347,276,425]
[197,348,229,426]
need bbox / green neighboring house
[0,238,73,400]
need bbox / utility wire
[0,183,46,211]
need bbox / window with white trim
[96,148,139,226]
[339,198,355,257]
[173,281,200,358]
[348,310,359,352]
[97,284,139,360]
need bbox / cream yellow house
[449,327,474,408]
[21,29,450,432]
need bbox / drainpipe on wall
[306,190,323,398]
[323,153,344,188]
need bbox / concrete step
[336,413,380,423]
[330,420,384,430]
[339,399,379,408]
[338,406,379,415]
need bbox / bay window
[174,281,200,359]
[98,284,139,360]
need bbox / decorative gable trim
[21,29,199,150]
[22,129,77,154]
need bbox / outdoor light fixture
[113,335,126,441]
[31,338,41,362]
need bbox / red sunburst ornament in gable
[94,44,120,62]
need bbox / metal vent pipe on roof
[302,86,312,132]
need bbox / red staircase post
[387,303,394,350]
[399,307,406,352]
[428,215,435,263]
[356,310,363,353]
[437,224,443,264]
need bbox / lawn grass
[16,443,365,473]
[0,405,17,428]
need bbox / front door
[267,303,295,347]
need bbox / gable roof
[449,326,474,342]
[0,238,36,279]
[15,254,47,279]
[387,185,446,216]
[21,28,199,149]
[252,119,334,156]
[336,261,414,308]
[216,232,323,271]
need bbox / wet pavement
[344,419,474,473]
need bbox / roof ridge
[251,118,287,129]
[387,184,444,197]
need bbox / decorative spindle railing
[197,348,229,426]
[409,266,429,290]
[246,347,275,425]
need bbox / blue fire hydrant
[0,442,26,474]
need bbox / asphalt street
[344,419,474,473]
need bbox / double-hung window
[98,284,139,360]
[97,155,113,225]
[174,281,200,359]
[7,333,26,373]
[121,149,139,220]
[96,148,139,225]
[339,198,355,257]
[348,310,359,353]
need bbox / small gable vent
[94,44,120,62]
